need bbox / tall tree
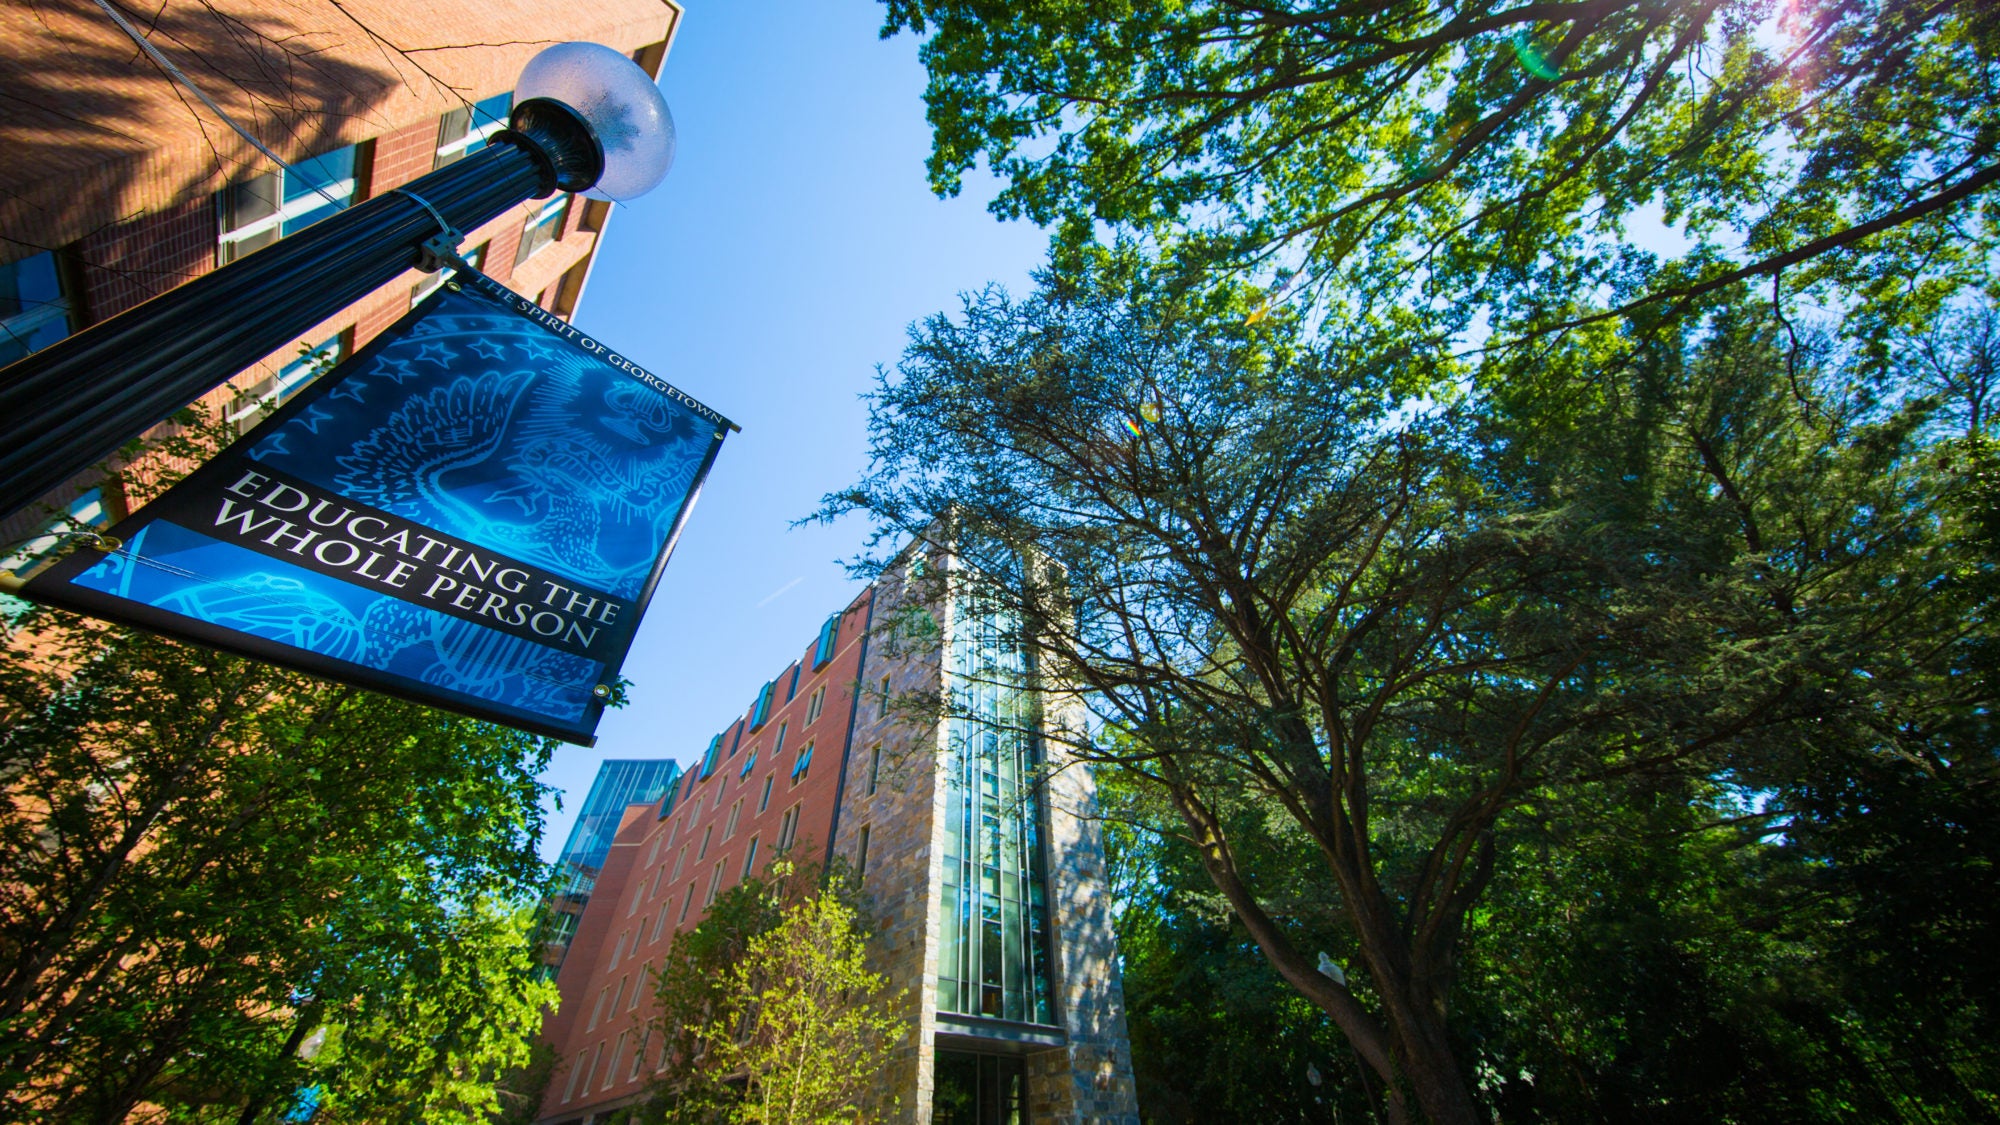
[703,889,901,1124]
[0,600,558,1122]
[822,260,1989,1122]
[883,0,1998,345]
[311,899,560,1124]
[633,858,896,1125]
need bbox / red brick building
[0,0,682,557]
[537,554,1142,1125]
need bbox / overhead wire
[86,0,344,208]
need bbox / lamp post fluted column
[0,98,606,526]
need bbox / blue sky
[538,2,1047,859]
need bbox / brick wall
[365,119,438,198]
[534,590,877,1123]
[75,196,217,322]
[0,0,683,267]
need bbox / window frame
[217,145,361,263]
[0,249,74,367]
[513,193,572,267]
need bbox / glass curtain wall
[533,758,681,976]
[937,601,1056,1024]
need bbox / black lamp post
[0,42,676,526]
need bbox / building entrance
[933,1050,1025,1125]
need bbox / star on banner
[468,338,508,361]
[296,404,336,434]
[372,357,421,385]
[412,341,455,367]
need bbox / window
[588,986,609,1032]
[881,675,893,719]
[547,257,590,320]
[937,607,1056,1024]
[704,861,724,907]
[628,963,647,1010]
[647,833,664,868]
[791,740,814,785]
[411,239,486,305]
[678,883,696,923]
[774,721,788,756]
[749,681,776,729]
[806,684,827,725]
[739,746,758,779]
[758,775,774,814]
[1,487,113,580]
[0,250,73,367]
[813,612,841,668]
[610,974,628,1014]
[218,144,360,263]
[653,900,670,942]
[563,1049,588,1102]
[777,804,802,852]
[741,835,760,880]
[786,663,801,701]
[697,824,713,860]
[513,193,571,266]
[226,331,346,424]
[867,744,883,796]
[629,885,643,915]
[628,1028,650,1080]
[698,733,723,780]
[604,1030,627,1090]
[671,845,686,881]
[649,865,665,900]
[724,799,743,840]
[856,825,872,880]
[587,1042,605,1093]
[434,91,512,168]
[610,931,627,968]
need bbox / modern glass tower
[538,758,682,974]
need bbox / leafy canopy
[825,254,1997,1121]
[885,0,2000,345]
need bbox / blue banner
[24,270,733,744]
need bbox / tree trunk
[1167,783,1482,1125]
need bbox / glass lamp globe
[514,41,677,201]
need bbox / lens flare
[1139,401,1162,424]
[1123,417,1144,437]
[1510,31,1560,81]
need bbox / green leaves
[887,0,1999,350]
[636,860,898,1125]
[0,604,557,1122]
[831,245,2000,1118]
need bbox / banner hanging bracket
[394,188,469,274]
